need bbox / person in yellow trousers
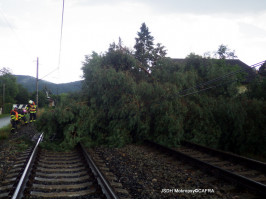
[10,107,19,133]
[28,100,37,123]
[18,108,28,125]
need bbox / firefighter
[10,107,19,133]
[18,108,28,125]
[26,101,31,113]
[28,100,37,123]
[23,108,29,124]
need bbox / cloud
[238,22,266,38]
[0,8,13,28]
[73,0,266,15]
[1,0,266,83]
[145,0,266,15]
[71,0,122,7]
[0,18,8,28]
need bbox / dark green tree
[134,23,167,71]
[247,77,266,100]
[258,62,266,76]
[15,84,29,104]
[36,25,266,161]
[0,68,18,104]
[134,23,154,68]
[152,43,167,66]
[31,90,48,108]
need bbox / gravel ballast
[0,124,38,183]
[89,144,258,199]
[0,125,259,198]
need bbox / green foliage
[0,124,11,140]
[179,55,243,98]
[3,103,13,114]
[258,63,266,76]
[15,84,30,104]
[15,139,31,152]
[0,68,18,105]
[183,96,221,148]
[134,22,154,68]
[37,103,97,150]
[241,98,266,157]
[80,46,186,147]
[38,39,182,148]
[134,23,167,71]
[0,68,31,112]
[214,44,237,59]
[214,97,266,157]
[31,89,49,108]
[36,24,265,160]
[181,94,266,158]
[247,77,266,100]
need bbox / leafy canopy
[36,23,265,160]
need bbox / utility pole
[36,57,39,107]
[2,83,5,114]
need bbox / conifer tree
[134,23,167,71]
[134,23,154,67]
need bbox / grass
[13,136,33,152]
[37,108,45,118]
[0,114,9,119]
[0,114,11,140]
[0,124,33,152]
[0,124,11,140]
[40,139,75,152]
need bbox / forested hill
[15,75,82,94]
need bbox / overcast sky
[1,0,266,83]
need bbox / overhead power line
[179,72,266,98]
[179,77,237,97]
[0,7,17,36]
[0,7,32,56]
[58,0,65,69]
[178,60,265,97]
[41,0,65,80]
[179,60,265,95]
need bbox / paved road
[0,116,10,129]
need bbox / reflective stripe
[11,111,18,120]
[29,105,37,113]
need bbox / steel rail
[145,140,266,197]
[182,140,266,173]
[79,143,119,199]
[12,133,44,199]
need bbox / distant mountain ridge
[15,75,82,94]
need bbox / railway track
[1,134,118,199]
[146,140,266,197]
[0,147,33,199]
[2,133,264,198]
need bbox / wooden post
[2,83,5,114]
[36,57,39,107]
